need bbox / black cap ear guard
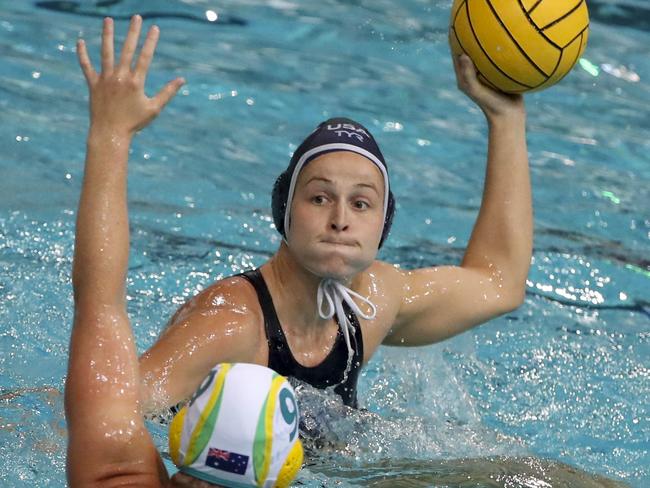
[271,170,290,237]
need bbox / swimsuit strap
[238,269,363,408]
[239,269,281,339]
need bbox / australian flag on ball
[205,447,249,475]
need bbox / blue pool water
[1,0,648,486]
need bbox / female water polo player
[67,13,531,485]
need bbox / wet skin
[286,151,386,281]
[67,12,533,488]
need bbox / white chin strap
[316,279,377,361]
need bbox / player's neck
[262,243,336,334]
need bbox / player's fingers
[118,15,142,71]
[459,54,486,96]
[152,77,185,110]
[135,25,159,81]
[452,54,470,91]
[459,54,477,84]
[451,54,461,79]
[100,17,114,74]
[76,39,97,84]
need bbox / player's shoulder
[206,273,260,302]
[361,260,407,297]
[169,273,263,328]
[366,259,406,280]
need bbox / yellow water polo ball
[449,0,590,93]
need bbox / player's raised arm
[386,54,532,346]
[66,16,183,486]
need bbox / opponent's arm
[385,54,531,346]
[65,16,183,486]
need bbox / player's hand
[453,53,525,121]
[77,15,185,138]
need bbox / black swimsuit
[239,269,364,408]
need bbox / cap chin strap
[316,279,376,381]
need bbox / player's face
[287,151,385,281]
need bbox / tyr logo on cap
[326,123,370,142]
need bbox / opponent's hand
[77,15,185,137]
[452,53,524,121]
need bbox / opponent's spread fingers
[135,25,159,80]
[100,17,114,74]
[153,77,185,110]
[118,15,142,71]
[76,39,97,84]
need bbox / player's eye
[353,200,369,210]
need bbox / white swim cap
[169,363,303,487]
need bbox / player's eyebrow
[306,177,380,196]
